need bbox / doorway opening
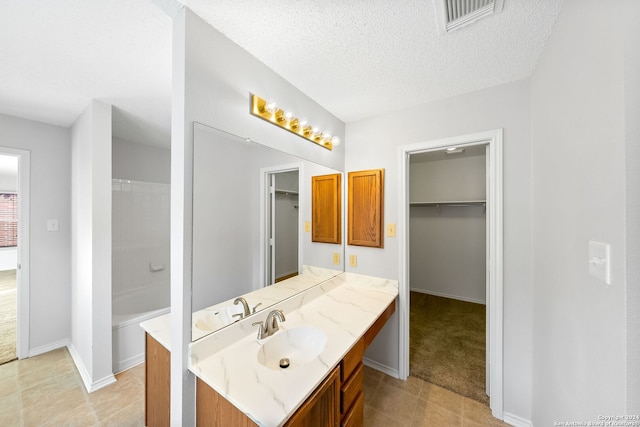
[399,129,503,418]
[0,148,30,364]
[262,166,301,286]
[408,144,488,404]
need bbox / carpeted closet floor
[0,269,17,366]
[409,291,488,406]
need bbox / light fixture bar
[250,94,335,151]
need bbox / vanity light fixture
[250,93,336,151]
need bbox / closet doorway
[262,167,301,285]
[409,145,488,405]
[399,130,503,418]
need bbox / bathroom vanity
[142,272,398,427]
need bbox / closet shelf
[410,200,485,207]
[410,200,486,213]
[275,189,299,195]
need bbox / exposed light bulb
[265,101,277,114]
[331,136,341,146]
[285,111,294,121]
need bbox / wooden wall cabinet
[348,169,384,248]
[312,173,342,244]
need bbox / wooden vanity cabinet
[195,299,396,427]
[283,366,340,427]
[145,333,171,427]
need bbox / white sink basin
[194,305,243,331]
[257,326,327,371]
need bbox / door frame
[259,163,303,287]
[398,129,503,418]
[0,147,30,360]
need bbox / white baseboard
[410,288,486,305]
[27,338,69,358]
[67,343,116,393]
[363,357,400,379]
[503,412,533,427]
[114,353,144,374]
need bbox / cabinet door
[145,333,170,427]
[284,366,341,427]
[312,173,342,244]
[348,169,384,248]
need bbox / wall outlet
[304,221,311,232]
[386,223,396,237]
[333,253,340,265]
[349,254,357,268]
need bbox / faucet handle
[252,303,263,314]
[252,321,265,340]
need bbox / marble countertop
[189,272,398,427]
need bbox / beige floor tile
[88,374,144,421]
[22,399,99,427]
[99,401,145,427]
[462,397,493,423]
[364,405,407,427]
[383,374,424,396]
[419,382,464,413]
[413,401,463,427]
[0,374,17,399]
[0,393,21,426]
[368,382,419,425]
[0,359,16,381]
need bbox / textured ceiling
[0,0,563,147]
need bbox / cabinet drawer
[341,338,364,382]
[341,363,363,415]
[341,391,364,427]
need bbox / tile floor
[363,365,510,427]
[0,348,511,426]
[0,348,144,426]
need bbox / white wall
[0,113,71,353]
[346,79,532,420]
[171,8,347,423]
[531,0,631,422]
[112,137,170,184]
[410,154,486,303]
[624,0,640,412]
[70,100,114,391]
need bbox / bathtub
[112,284,170,373]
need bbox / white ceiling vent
[435,0,505,34]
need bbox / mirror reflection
[192,123,344,341]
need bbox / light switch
[304,221,311,233]
[588,240,611,285]
[47,219,59,232]
[349,254,357,268]
[386,223,396,237]
[333,253,340,265]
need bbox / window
[0,193,17,247]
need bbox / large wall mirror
[192,123,345,341]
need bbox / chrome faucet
[233,297,251,318]
[253,309,286,340]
